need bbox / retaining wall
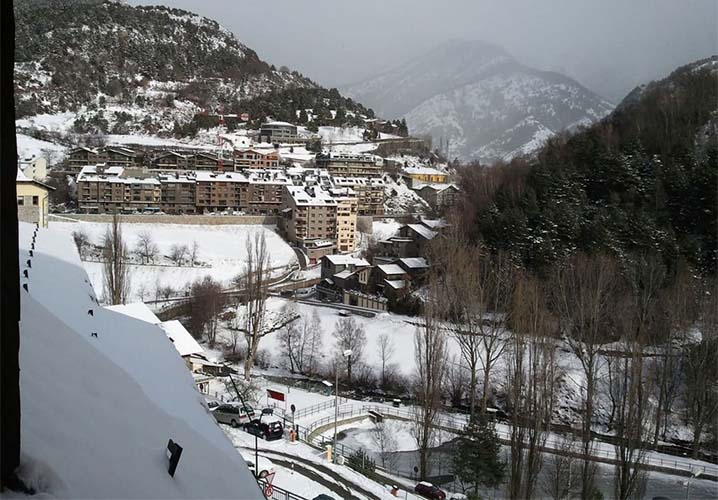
[50,213,279,225]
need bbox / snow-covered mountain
[343,40,614,163]
[13,0,318,137]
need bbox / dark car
[414,482,446,500]
[244,418,284,441]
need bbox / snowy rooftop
[17,222,262,498]
[161,320,204,357]
[79,164,124,176]
[324,254,369,267]
[398,257,430,269]
[384,279,407,290]
[377,264,405,276]
[195,171,248,183]
[405,223,438,240]
[286,185,337,206]
[403,165,446,176]
[106,302,161,324]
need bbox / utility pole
[1,0,23,491]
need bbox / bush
[347,448,375,474]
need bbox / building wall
[335,197,357,252]
[49,214,280,225]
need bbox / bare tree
[135,231,158,264]
[169,243,189,266]
[542,433,581,499]
[550,253,618,499]
[506,273,557,499]
[190,240,199,267]
[377,332,396,389]
[278,302,301,372]
[230,233,299,380]
[684,285,718,458]
[431,234,515,419]
[334,316,366,383]
[445,356,467,409]
[304,309,323,376]
[652,260,697,445]
[412,277,447,479]
[371,421,398,469]
[189,276,223,345]
[72,228,91,259]
[102,213,131,305]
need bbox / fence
[297,403,718,480]
[293,397,348,420]
[256,479,307,500]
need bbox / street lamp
[333,349,352,464]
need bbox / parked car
[211,403,254,427]
[239,451,275,478]
[244,417,284,441]
[414,481,446,500]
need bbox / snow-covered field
[370,219,402,241]
[50,221,297,302]
[16,133,67,162]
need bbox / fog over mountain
[129,0,716,103]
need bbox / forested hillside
[457,57,717,275]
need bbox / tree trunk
[581,367,595,500]
[481,362,491,415]
[468,364,477,421]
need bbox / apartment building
[187,152,231,171]
[331,176,385,216]
[245,170,291,215]
[66,146,137,171]
[315,152,383,178]
[328,187,358,252]
[194,171,249,213]
[158,173,197,214]
[281,185,338,261]
[401,165,448,188]
[76,166,161,213]
[233,148,280,170]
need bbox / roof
[405,223,438,240]
[334,269,356,280]
[160,320,204,357]
[420,218,448,230]
[16,168,55,190]
[105,302,161,324]
[324,254,369,267]
[262,121,296,127]
[398,257,430,269]
[384,279,407,290]
[403,166,447,176]
[286,185,337,207]
[378,264,405,276]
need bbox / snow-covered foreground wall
[17,223,262,499]
[51,221,297,302]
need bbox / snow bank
[17,223,263,498]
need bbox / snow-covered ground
[16,133,67,163]
[50,221,297,302]
[370,219,402,241]
[17,222,263,498]
[383,176,430,214]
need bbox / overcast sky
[130,0,717,102]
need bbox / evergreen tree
[453,417,506,497]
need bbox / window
[32,196,39,206]
[17,196,24,206]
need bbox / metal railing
[293,397,348,420]
[256,479,308,500]
[298,403,718,479]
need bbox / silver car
[211,403,254,427]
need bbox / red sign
[266,389,285,402]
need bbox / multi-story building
[76,166,161,213]
[416,184,459,212]
[245,170,291,215]
[328,187,358,252]
[66,147,101,171]
[187,152,231,171]
[259,121,298,143]
[332,176,385,216]
[281,185,338,261]
[194,171,249,213]
[315,152,382,178]
[159,173,197,214]
[151,151,189,170]
[233,148,280,170]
